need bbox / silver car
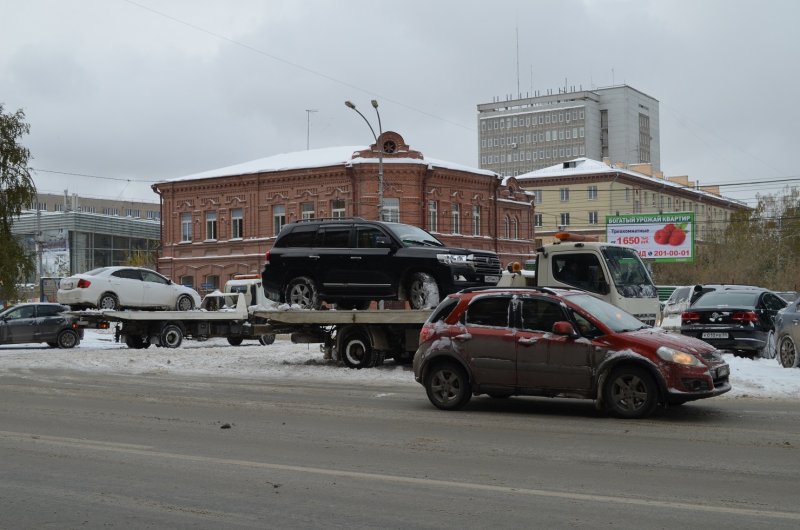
[774,298,800,368]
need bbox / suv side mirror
[374,235,393,248]
[552,321,578,337]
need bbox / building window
[273,205,286,235]
[204,275,219,291]
[180,275,194,288]
[472,205,481,236]
[589,211,598,224]
[560,188,569,202]
[331,199,346,219]
[587,185,598,201]
[560,212,570,227]
[534,190,543,205]
[301,202,315,220]
[503,215,510,238]
[428,201,438,232]
[180,212,192,242]
[451,203,461,234]
[382,198,399,222]
[124,208,140,218]
[231,208,243,239]
[147,210,160,220]
[512,217,519,239]
[534,213,543,227]
[206,211,217,240]
[625,188,630,202]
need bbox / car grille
[472,253,501,274]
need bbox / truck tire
[160,324,183,348]
[227,337,244,346]
[339,328,374,369]
[259,334,276,346]
[285,276,320,309]
[407,272,440,310]
[124,335,150,349]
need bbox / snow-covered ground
[0,329,798,401]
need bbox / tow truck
[498,232,661,325]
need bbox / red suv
[412,287,731,418]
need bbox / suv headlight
[437,253,471,265]
[656,346,704,367]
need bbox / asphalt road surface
[1,367,798,529]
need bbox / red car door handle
[518,337,538,345]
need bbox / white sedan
[57,267,201,311]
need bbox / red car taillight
[264,250,271,265]
[681,311,700,323]
[731,311,759,323]
[77,279,91,288]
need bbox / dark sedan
[680,289,787,358]
[0,303,83,348]
[774,298,800,368]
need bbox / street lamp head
[344,100,355,109]
[371,100,378,108]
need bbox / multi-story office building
[478,85,660,177]
[29,191,160,221]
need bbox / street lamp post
[305,109,318,150]
[345,100,384,220]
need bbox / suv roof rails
[294,216,366,223]
[457,286,562,296]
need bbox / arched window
[503,215,510,239]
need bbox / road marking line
[2,429,798,521]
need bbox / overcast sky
[2,0,797,205]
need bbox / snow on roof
[509,158,747,207]
[161,146,498,183]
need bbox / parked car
[660,284,762,331]
[680,288,787,358]
[412,287,730,418]
[774,298,800,368]
[0,303,82,348]
[261,218,502,310]
[58,267,201,310]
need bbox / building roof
[161,145,498,183]
[509,158,748,208]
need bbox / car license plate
[484,275,500,283]
[702,332,728,339]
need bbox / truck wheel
[259,334,276,346]
[176,294,195,311]
[57,329,79,349]
[98,292,119,310]
[340,329,374,369]
[407,272,440,310]
[604,366,658,419]
[424,361,471,410]
[285,276,320,309]
[124,335,150,349]
[227,337,244,346]
[160,324,183,348]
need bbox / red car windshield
[566,293,649,332]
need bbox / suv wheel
[408,272,440,310]
[604,366,658,419]
[425,361,471,410]
[285,276,320,309]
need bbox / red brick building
[152,132,534,292]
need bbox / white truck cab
[499,232,661,326]
[223,274,271,307]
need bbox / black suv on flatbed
[261,218,502,309]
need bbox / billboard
[606,212,695,263]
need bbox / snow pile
[0,330,798,400]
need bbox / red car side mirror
[553,321,578,337]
